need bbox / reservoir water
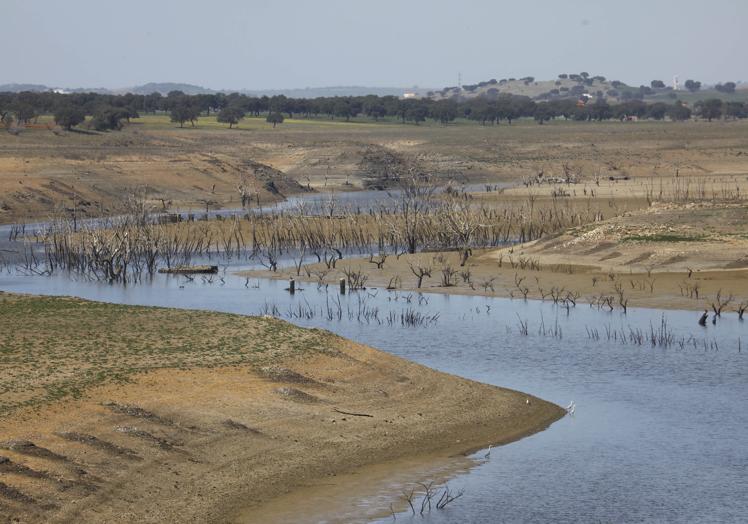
[1,258,746,523]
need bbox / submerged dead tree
[387,170,438,254]
[439,195,484,266]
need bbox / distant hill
[0,82,424,98]
[427,75,748,104]
[123,84,424,98]
[0,83,55,93]
[238,86,424,98]
[119,83,217,95]
[2,78,743,102]
[0,82,217,95]
[429,76,632,102]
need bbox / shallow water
[0,181,498,234]
[1,262,747,523]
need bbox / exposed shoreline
[0,293,563,523]
[241,258,748,314]
[240,201,748,317]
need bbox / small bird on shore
[699,310,708,326]
[484,445,492,459]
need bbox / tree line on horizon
[1,89,746,132]
[440,72,738,100]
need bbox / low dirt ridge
[0,293,563,523]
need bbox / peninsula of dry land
[0,293,562,523]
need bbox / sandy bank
[241,203,748,314]
[0,294,563,522]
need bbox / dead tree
[514,273,529,299]
[711,290,733,317]
[614,282,629,313]
[259,247,278,272]
[409,262,432,289]
[388,169,437,254]
[737,301,747,320]
[237,171,253,208]
[441,195,483,266]
[368,252,387,269]
[342,267,368,290]
[291,244,307,276]
[311,268,331,289]
[440,265,458,287]
[386,276,401,290]
[479,277,496,292]
[323,250,338,269]
[436,485,465,510]
[419,482,435,515]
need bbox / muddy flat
[243,198,748,313]
[0,293,562,523]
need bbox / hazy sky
[5,0,746,89]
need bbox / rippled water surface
[1,261,746,523]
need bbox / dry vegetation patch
[0,293,333,416]
[247,201,748,313]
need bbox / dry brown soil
[0,293,562,523]
[245,200,748,313]
[3,117,748,224]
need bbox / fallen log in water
[158,265,218,274]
